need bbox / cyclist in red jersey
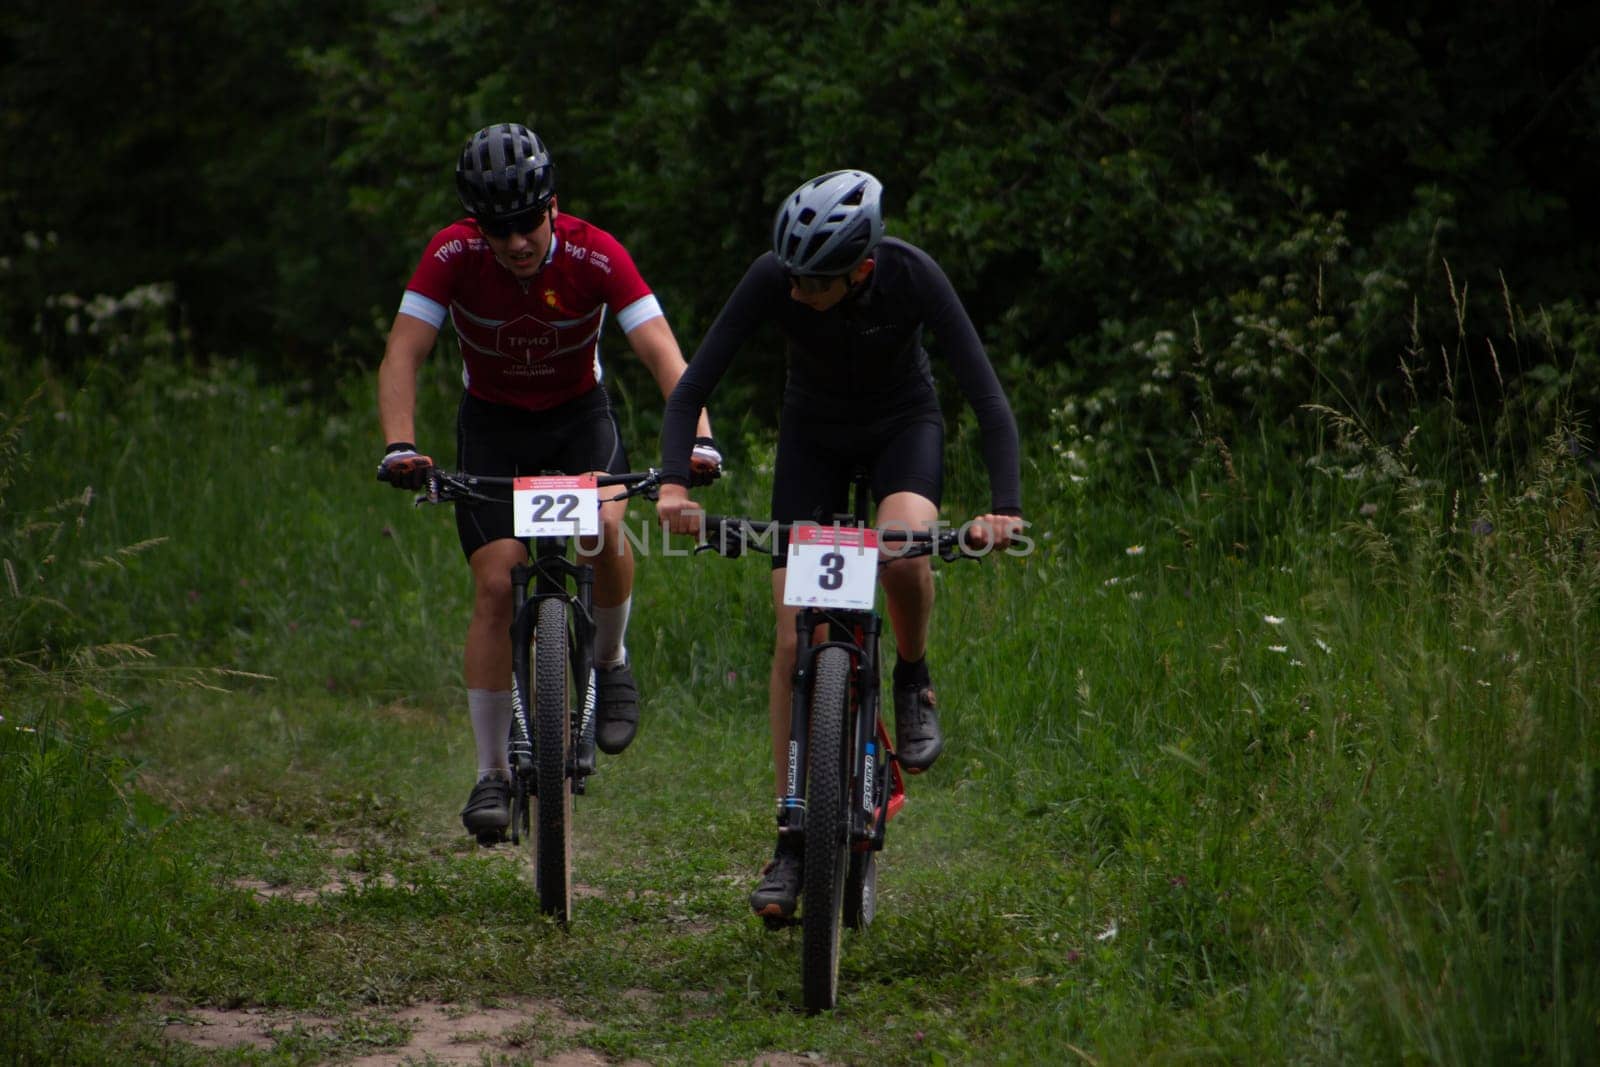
[378,123,718,840]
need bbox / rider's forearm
[377,313,438,445]
[377,357,419,444]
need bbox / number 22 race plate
[513,475,600,537]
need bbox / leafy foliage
[4,1,1599,475]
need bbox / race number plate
[783,525,879,609]
[513,475,599,537]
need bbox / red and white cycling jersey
[398,213,662,411]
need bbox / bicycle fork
[567,561,598,787]
[508,562,539,790]
[779,610,890,848]
[511,551,600,793]
[847,614,889,849]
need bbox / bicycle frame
[389,466,663,921]
[692,470,983,1008]
[779,469,907,855]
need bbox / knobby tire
[803,646,853,1012]
[534,595,573,923]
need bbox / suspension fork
[849,613,883,844]
[569,555,598,780]
[779,608,820,837]
[529,538,599,785]
[509,561,538,781]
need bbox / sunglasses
[479,208,547,239]
[789,273,845,295]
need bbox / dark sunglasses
[479,208,547,239]
[789,272,845,294]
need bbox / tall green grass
[2,330,1596,1062]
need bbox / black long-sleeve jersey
[661,237,1022,515]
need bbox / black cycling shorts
[453,388,629,560]
[767,406,944,569]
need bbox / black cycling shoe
[595,660,640,755]
[750,843,803,922]
[893,684,943,772]
[461,774,511,840]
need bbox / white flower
[1263,614,1284,625]
[1096,920,1119,942]
[1314,637,1333,654]
[1125,545,1145,556]
[1268,645,1289,654]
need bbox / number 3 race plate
[783,525,879,609]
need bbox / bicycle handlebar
[693,514,988,563]
[380,467,667,506]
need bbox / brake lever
[697,522,745,558]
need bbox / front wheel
[802,646,853,1013]
[533,595,573,923]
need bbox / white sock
[468,688,513,780]
[593,596,631,668]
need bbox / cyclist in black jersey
[656,170,1024,920]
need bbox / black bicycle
[389,466,662,924]
[695,477,981,1012]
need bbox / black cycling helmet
[455,123,557,221]
[771,170,885,276]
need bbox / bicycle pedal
[475,829,507,847]
[760,913,801,931]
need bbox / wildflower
[1263,614,1284,625]
[1359,502,1378,517]
[1125,544,1144,556]
[1268,645,1289,654]
[1096,920,1119,942]
[1471,518,1494,536]
[1314,637,1333,654]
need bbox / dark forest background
[3,1,1598,470]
